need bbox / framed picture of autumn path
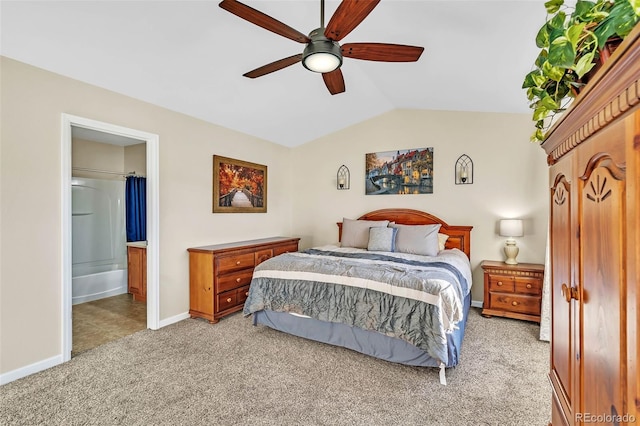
[213,155,267,213]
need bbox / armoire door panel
[550,171,574,417]
[578,154,627,420]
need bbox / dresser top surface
[187,236,299,253]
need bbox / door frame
[61,114,160,361]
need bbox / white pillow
[438,233,450,251]
[341,218,389,249]
[367,226,398,252]
[389,223,441,256]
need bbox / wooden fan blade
[322,69,346,95]
[324,0,381,41]
[219,0,310,44]
[243,54,303,78]
[341,43,424,62]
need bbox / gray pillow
[367,226,398,252]
[341,218,390,249]
[390,223,441,256]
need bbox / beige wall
[290,109,549,303]
[124,143,147,176]
[0,56,549,379]
[0,57,293,374]
[72,138,125,180]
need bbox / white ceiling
[0,0,546,147]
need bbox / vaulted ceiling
[0,0,546,147]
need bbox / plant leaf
[542,60,566,81]
[536,23,551,48]
[549,11,567,30]
[573,50,596,78]
[545,0,565,14]
[522,70,540,88]
[535,49,549,67]
[540,94,560,110]
[631,0,640,16]
[574,1,597,20]
[533,105,550,122]
[549,36,576,67]
[566,23,587,49]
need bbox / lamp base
[504,240,519,265]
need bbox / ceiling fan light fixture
[302,31,342,73]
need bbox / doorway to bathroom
[62,114,160,362]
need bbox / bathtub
[72,264,128,305]
[72,177,128,305]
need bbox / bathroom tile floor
[72,293,146,357]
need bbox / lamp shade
[499,219,523,237]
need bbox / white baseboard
[158,311,190,328]
[471,300,483,309]
[0,354,63,386]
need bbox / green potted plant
[522,0,640,142]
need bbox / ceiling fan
[219,0,425,95]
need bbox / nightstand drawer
[488,274,515,292]
[515,277,541,295]
[217,253,255,274]
[490,293,541,316]
[217,269,254,293]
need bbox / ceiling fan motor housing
[302,28,343,73]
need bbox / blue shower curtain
[125,176,146,242]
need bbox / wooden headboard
[337,208,472,259]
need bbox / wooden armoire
[542,25,639,426]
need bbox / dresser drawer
[217,290,237,312]
[217,253,255,274]
[273,243,298,256]
[490,293,541,316]
[236,285,250,305]
[217,269,254,293]
[514,277,541,295]
[488,274,515,292]
[255,248,273,266]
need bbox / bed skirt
[252,292,472,368]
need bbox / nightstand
[480,260,545,323]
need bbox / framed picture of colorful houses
[365,148,433,195]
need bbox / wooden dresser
[127,245,146,303]
[188,237,299,323]
[480,260,544,323]
[542,26,639,426]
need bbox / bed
[243,209,473,384]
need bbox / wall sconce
[337,165,350,190]
[499,219,524,264]
[455,154,473,184]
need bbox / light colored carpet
[0,308,550,425]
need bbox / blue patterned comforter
[243,245,472,365]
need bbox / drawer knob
[497,281,503,286]
[245,291,249,296]
[236,261,241,265]
[236,278,241,283]
[226,297,232,303]
[526,284,532,289]
[512,301,518,306]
